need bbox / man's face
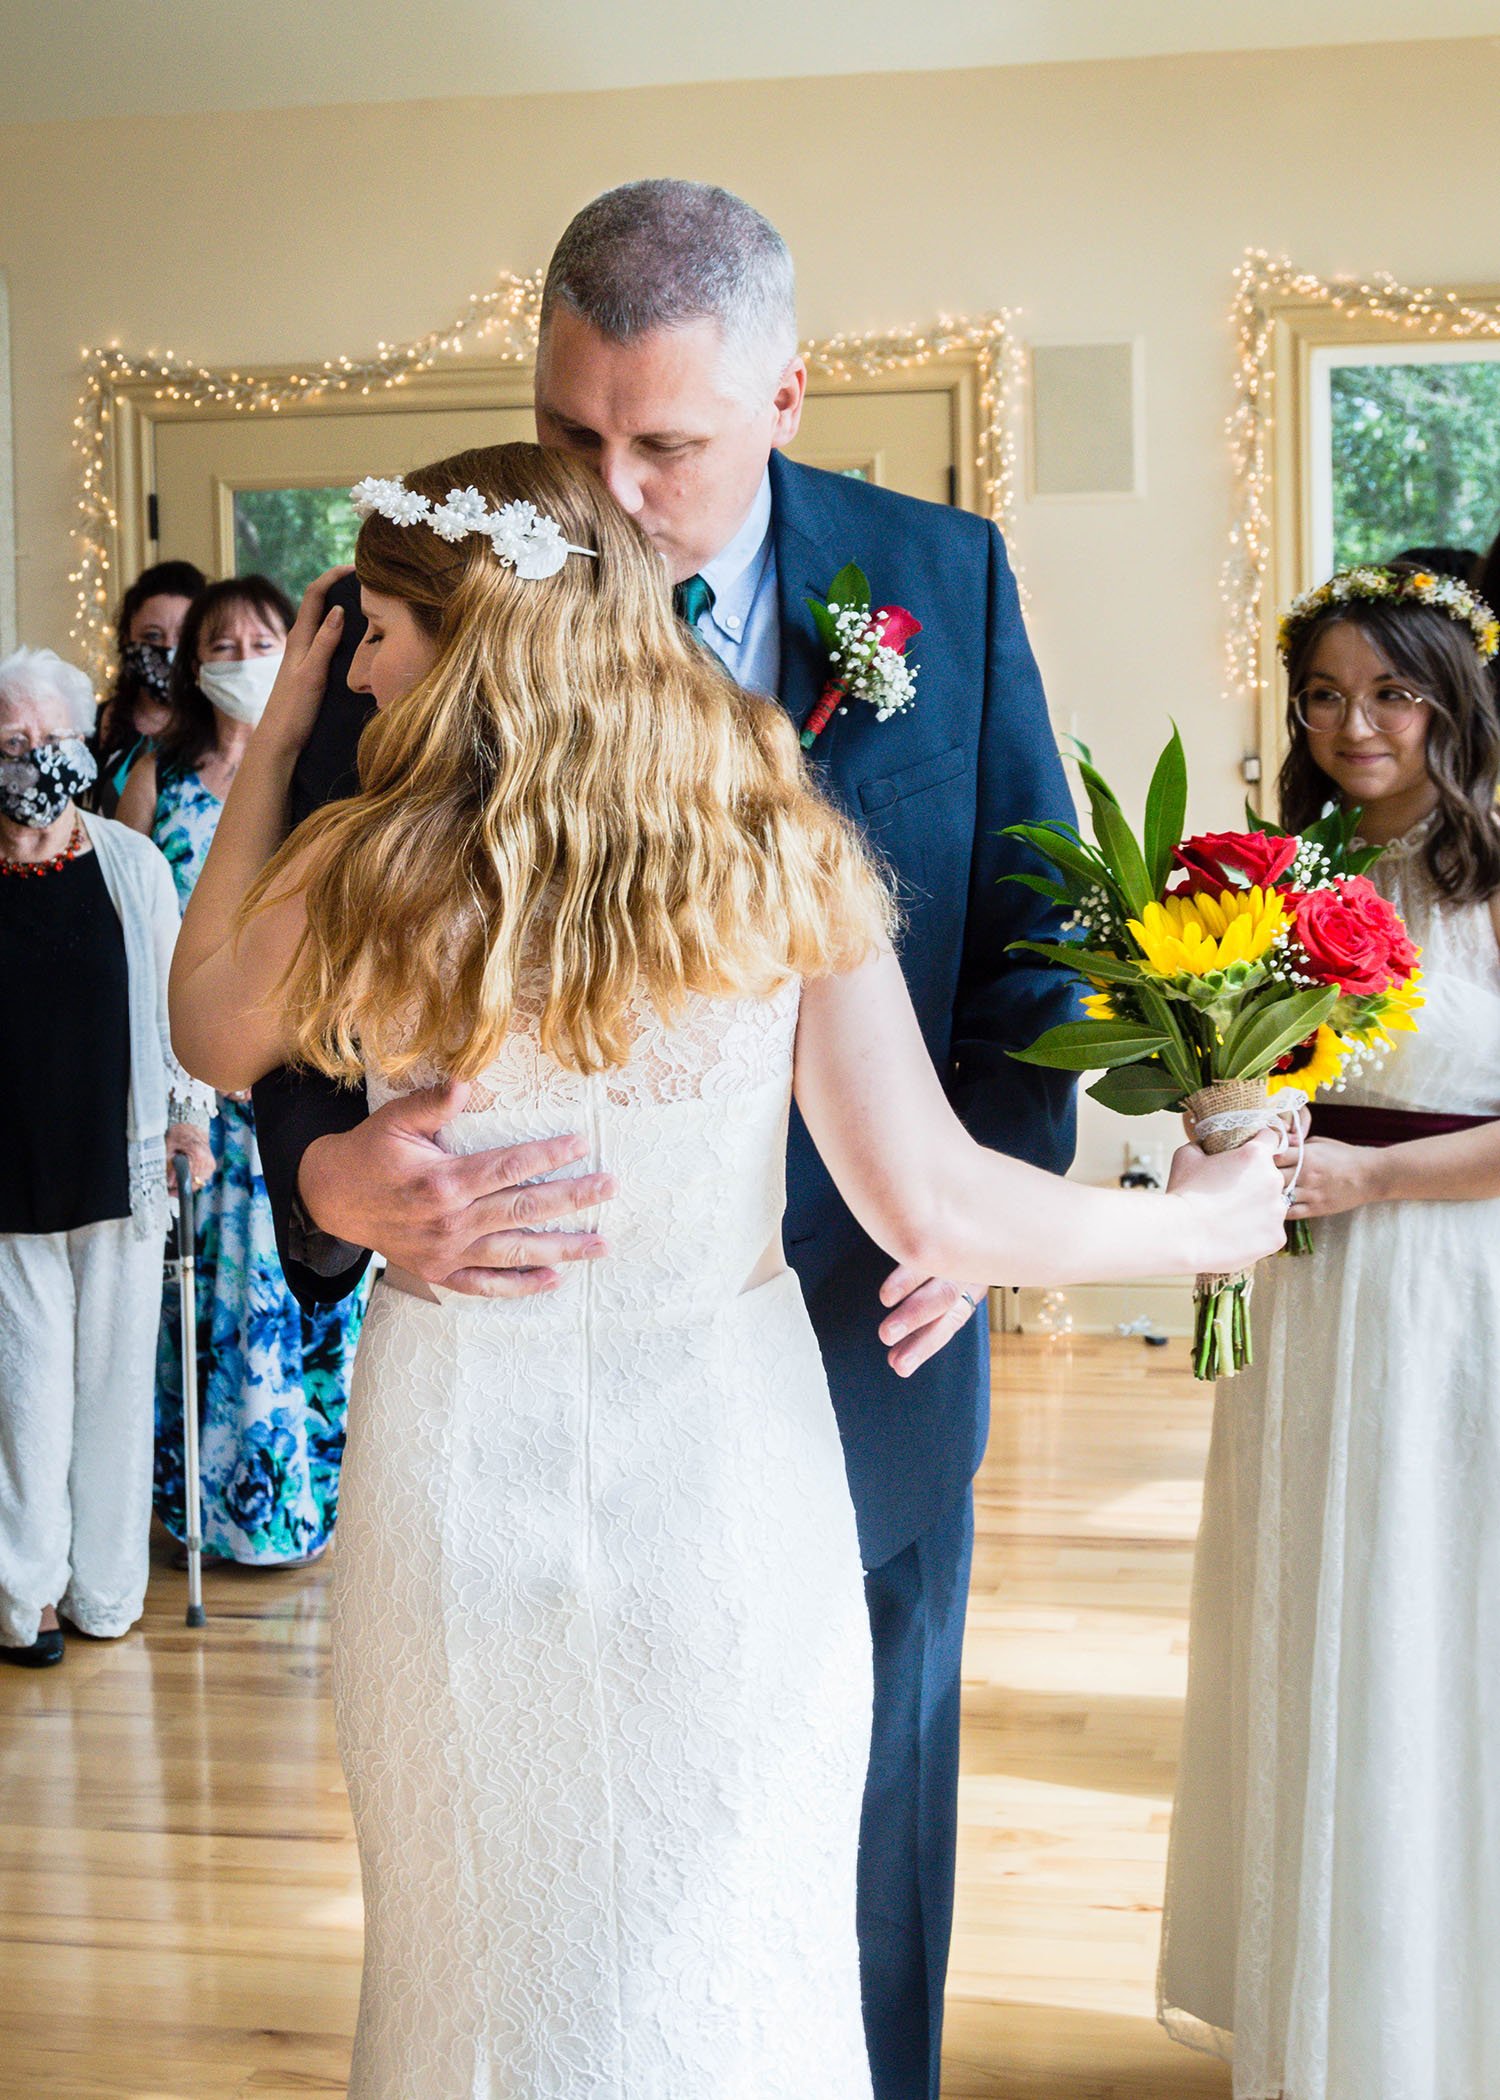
[534,307,805,583]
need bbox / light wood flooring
[0,1331,1229,2098]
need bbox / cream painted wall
[1,36,1497,1176]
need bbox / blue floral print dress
[152,759,366,1563]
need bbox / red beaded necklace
[0,817,87,879]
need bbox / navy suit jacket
[253,450,1078,1568]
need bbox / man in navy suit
[254,180,1076,2099]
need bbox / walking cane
[172,1151,207,1629]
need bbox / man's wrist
[296,1127,344,1240]
[288,1182,367,1279]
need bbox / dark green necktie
[673,574,715,629]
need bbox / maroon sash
[1307,1102,1498,1148]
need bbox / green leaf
[1008,940,1141,983]
[1088,791,1153,916]
[1075,755,1123,812]
[825,562,870,613]
[1002,821,1111,890]
[1086,1064,1184,1116]
[806,597,838,650]
[1061,731,1095,769]
[1249,799,1288,837]
[1010,1020,1175,1072]
[1219,985,1339,1078]
[1142,725,1188,894]
[1130,978,1202,1093]
[998,871,1073,905]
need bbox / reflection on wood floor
[0,1331,1227,2099]
[947,1331,1227,2098]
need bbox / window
[1309,341,1500,576]
[232,484,360,603]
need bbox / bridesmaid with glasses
[1161,565,1500,2100]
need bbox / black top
[0,847,132,1233]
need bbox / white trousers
[0,1217,162,1646]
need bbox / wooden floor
[0,1332,1229,2099]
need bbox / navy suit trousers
[858,1486,976,2100]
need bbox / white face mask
[198,652,282,725]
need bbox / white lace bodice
[1343,825,1500,1116]
[365,972,802,1316]
[337,961,875,2096]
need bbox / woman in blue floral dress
[120,575,365,1564]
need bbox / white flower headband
[350,476,598,582]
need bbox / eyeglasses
[0,731,84,763]
[1291,684,1436,734]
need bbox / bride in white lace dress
[1161,576,1500,2100]
[170,444,1285,2099]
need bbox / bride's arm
[170,569,348,1092]
[170,834,311,1092]
[793,948,1287,1289]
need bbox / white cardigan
[78,809,212,1237]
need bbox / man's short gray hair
[541,180,798,402]
[0,646,97,735]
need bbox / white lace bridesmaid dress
[1160,824,1500,2100]
[331,972,875,2099]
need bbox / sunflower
[1129,886,1288,979]
[1346,970,1425,1046]
[1268,1024,1345,1095]
[1081,990,1117,1021]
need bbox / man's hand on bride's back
[298,1080,615,1297]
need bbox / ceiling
[3,0,1499,126]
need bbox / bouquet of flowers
[1004,729,1422,1378]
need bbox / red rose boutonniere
[801,562,921,750]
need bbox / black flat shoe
[2,1627,63,1668]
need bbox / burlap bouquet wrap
[1185,1076,1270,1377]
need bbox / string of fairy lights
[69,283,1024,681]
[69,273,545,677]
[801,310,1025,589]
[1225,249,1500,732]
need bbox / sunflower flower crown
[349,477,598,581]
[1278,564,1500,665]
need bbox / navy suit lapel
[769,451,840,743]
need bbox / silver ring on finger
[958,1289,978,1312]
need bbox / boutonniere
[801,562,922,750]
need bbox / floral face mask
[0,736,98,828]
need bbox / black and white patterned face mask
[120,639,172,702]
[0,737,98,828]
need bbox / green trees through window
[233,486,360,604]
[1330,360,1500,568]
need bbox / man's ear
[770,356,808,448]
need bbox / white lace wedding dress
[1160,825,1500,2099]
[331,972,875,2099]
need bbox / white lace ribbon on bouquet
[1193,1086,1310,1207]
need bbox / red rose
[1172,829,1299,895]
[1290,876,1419,996]
[873,605,922,653]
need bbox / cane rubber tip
[185,1605,206,1627]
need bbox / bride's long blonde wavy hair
[246,443,893,1081]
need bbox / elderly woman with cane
[0,646,211,1666]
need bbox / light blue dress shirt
[689,469,781,698]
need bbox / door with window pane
[146,371,964,601]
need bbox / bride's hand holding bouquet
[1004,728,1422,1378]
